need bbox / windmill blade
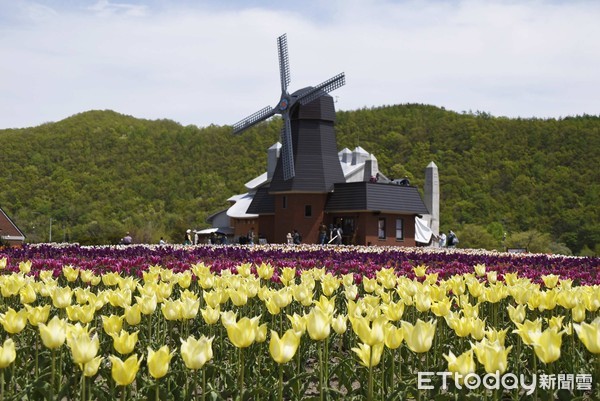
[298,72,345,105]
[232,106,276,134]
[277,34,291,93]
[280,114,295,180]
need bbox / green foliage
[0,106,598,254]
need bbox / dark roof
[247,187,275,214]
[325,182,429,214]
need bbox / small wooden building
[0,207,25,246]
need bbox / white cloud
[0,0,599,129]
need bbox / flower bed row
[0,245,597,400]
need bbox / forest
[0,105,598,255]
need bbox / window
[395,218,404,240]
[378,218,386,239]
[305,205,312,217]
[282,196,287,209]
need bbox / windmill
[232,34,345,182]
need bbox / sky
[1,0,599,130]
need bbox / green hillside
[1,106,598,254]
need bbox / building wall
[232,218,259,242]
[360,212,417,247]
[271,193,328,244]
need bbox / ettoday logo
[418,371,593,395]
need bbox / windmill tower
[232,34,346,242]
[233,34,346,192]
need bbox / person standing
[121,232,132,245]
[439,232,447,248]
[184,229,192,245]
[318,223,327,245]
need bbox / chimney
[363,154,379,182]
[267,142,281,180]
[424,161,440,237]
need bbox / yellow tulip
[68,331,100,366]
[39,316,67,349]
[287,313,307,335]
[292,284,313,307]
[0,338,16,368]
[444,349,475,383]
[445,314,472,338]
[39,270,54,283]
[110,330,139,355]
[402,319,437,353]
[313,295,336,316]
[0,307,28,334]
[344,284,359,301]
[177,271,192,288]
[135,294,157,315]
[507,304,526,324]
[321,274,340,296]
[181,335,214,370]
[19,284,37,304]
[180,297,200,320]
[109,354,142,386]
[147,345,174,379]
[228,288,248,307]
[0,257,6,270]
[431,298,451,317]
[352,342,384,367]
[470,318,486,341]
[79,269,95,283]
[26,304,50,326]
[573,317,600,354]
[376,268,397,289]
[384,323,404,350]
[306,307,331,341]
[257,263,274,280]
[541,274,559,289]
[107,289,132,308]
[223,315,261,348]
[572,304,586,322]
[102,272,121,287]
[124,304,142,326]
[280,267,296,286]
[513,318,542,345]
[351,315,387,346]
[473,339,512,374]
[66,304,95,324]
[362,277,378,293]
[62,265,80,282]
[531,327,563,364]
[269,329,301,364]
[414,292,432,313]
[83,356,103,377]
[201,305,221,325]
[19,260,32,274]
[485,328,509,346]
[101,315,124,335]
[332,315,348,335]
[413,265,428,278]
[547,316,565,331]
[342,273,354,287]
[52,286,73,309]
[256,323,268,343]
[467,279,484,298]
[381,300,405,321]
[203,290,223,309]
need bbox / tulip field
[0,244,598,401]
